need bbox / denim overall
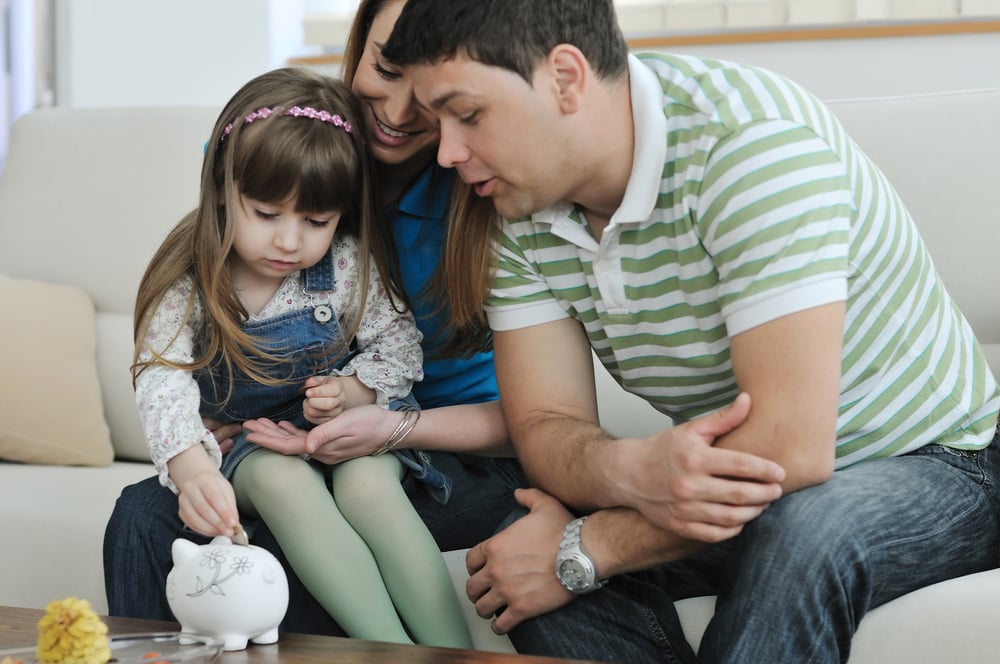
[195,248,452,503]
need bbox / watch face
[558,556,589,591]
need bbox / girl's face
[351,0,438,169]
[229,192,340,292]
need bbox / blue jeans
[509,434,1000,663]
[103,452,526,635]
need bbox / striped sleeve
[486,217,573,332]
[695,119,853,335]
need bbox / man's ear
[547,44,588,114]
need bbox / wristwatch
[555,516,607,594]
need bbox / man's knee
[740,483,866,563]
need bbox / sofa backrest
[0,107,219,460]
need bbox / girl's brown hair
[343,0,499,358]
[132,67,399,401]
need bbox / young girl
[105,0,528,636]
[132,67,471,648]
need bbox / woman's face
[351,0,439,168]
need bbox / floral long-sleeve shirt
[136,235,423,491]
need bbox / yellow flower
[36,597,110,664]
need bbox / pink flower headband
[222,105,352,137]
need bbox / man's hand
[465,488,577,635]
[610,393,785,542]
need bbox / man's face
[408,53,573,220]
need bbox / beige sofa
[1,88,998,661]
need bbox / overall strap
[303,246,335,292]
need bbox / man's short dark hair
[381,0,629,84]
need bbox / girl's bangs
[233,119,359,213]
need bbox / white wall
[43,1,1000,108]
[54,0,317,109]
[648,32,1000,99]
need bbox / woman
[102,0,525,636]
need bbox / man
[383,1,1000,663]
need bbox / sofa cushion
[0,460,157,612]
[0,274,114,466]
[96,312,151,462]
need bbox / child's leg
[232,449,412,643]
[331,455,473,648]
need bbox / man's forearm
[584,506,706,578]
[493,319,613,505]
[516,395,782,544]
[493,321,782,540]
[513,411,629,509]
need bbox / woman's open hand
[304,404,404,463]
[244,407,403,463]
[242,419,310,456]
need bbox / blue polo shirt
[390,165,498,408]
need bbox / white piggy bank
[166,536,289,651]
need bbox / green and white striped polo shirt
[485,52,998,467]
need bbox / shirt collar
[611,53,667,226]
[530,54,666,236]
[395,163,452,220]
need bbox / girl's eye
[373,59,401,81]
[307,217,331,228]
[254,209,278,220]
[460,111,480,126]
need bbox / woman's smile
[369,106,420,147]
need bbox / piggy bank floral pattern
[184,546,255,597]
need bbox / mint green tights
[232,448,472,647]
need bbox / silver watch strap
[559,516,588,554]
[559,516,606,590]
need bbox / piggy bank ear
[210,535,233,546]
[171,538,201,566]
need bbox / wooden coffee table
[0,605,599,664]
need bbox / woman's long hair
[343,0,499,358]
[132,68,396,403]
